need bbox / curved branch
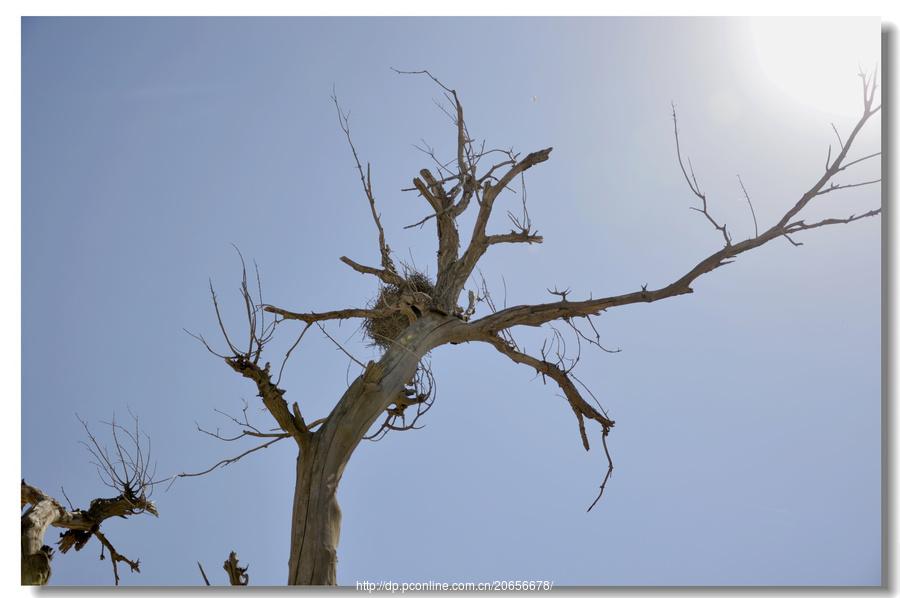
[478,334,615,509]
[167,435,289,483]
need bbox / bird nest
[362,271,435,350]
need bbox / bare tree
[21,414,159,585]
[182,69,880,585]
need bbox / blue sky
[22,17,881,585]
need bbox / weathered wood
[21,497,58,585]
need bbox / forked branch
[395,68,552,309]
[187,254,313,447]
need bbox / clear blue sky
[22,17,881,586]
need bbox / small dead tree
[197,551,250,586]
[182,69,880,585]
[21,414,159,585]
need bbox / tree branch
[486,230,544,246]
[468,76,880,335]
[478,334,614,509]
[394,67,554,311]
[332,90,396,274]
[438,147,552,305]
[168,434,290,485]
[672,104,731,245]
[94,530,140,586]
[190,257,314,447]
[339,255,405,285]
[262,304,383,324]
[225,357,310,446]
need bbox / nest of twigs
[362,271,435,350]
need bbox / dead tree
[197,551,250,586]
[183,69,880,585]
[21,415,159,585]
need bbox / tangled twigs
[365,359,437,441]
[362,270,435,350]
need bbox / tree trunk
[287,438,342,585]
[285,369,405,585]
[285,313,466,585]
[21,499,58,585]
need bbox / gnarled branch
[22,416,158,585]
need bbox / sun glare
[748,18,880,117]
